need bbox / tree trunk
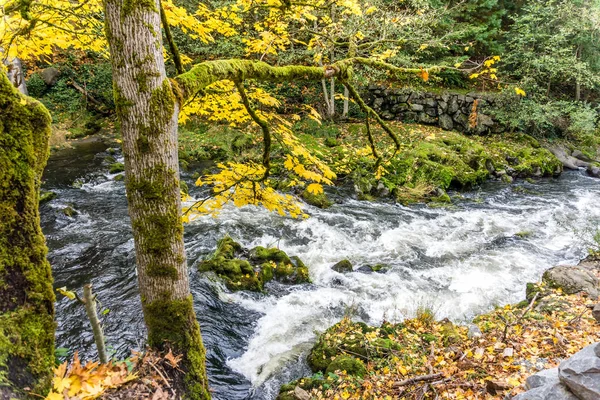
[342,86,349,119]
[575,45,581,101]
[0,72,55,398]
[3,55,28,95]
[102,1,210,398]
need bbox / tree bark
[0,72,55,398]
[102,1,209,398]
[2,55,28,95]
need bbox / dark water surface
[41,141,600,399]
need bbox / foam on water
[212,177,600,390]
[41,150,600,400]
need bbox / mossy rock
[200,238,310,291]
[439,319,461,345]
[216,236,243,259]
[325,355,367,378]
[39,190,56,204]
[307,319,378,372]
[250,246,292,265]
[62,205,77,217]
[109,162,125,173]
[271,261,310,284]
[301,189,333,209]
[332,259,353,273]
[290,255,306,269]
[114,173,125,181]
[179,180,189,195]
[369,264,388,273]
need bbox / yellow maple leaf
[306,183,323,195]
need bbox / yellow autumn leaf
[515,87,526,96]
[56,287,76,300]
[306,183,323,195]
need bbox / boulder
[572,150,593,162]
[512,381,579,400]
[526,368,560,389]
[542,265,599,298]
[332,259,353,273]
[548,145,589,170]
[587,165,600,179]
[593,304,600,323]
[40,67,60,86]
[558,343,600,400]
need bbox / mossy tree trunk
[0,72,55,397]
[102,1,210,398]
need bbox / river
[41,140,600,399]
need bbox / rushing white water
[42,143,600,400]
[183,175,600,396]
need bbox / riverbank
[177,119,595,207]
[277,256,600,400]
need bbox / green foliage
[491,96,599,138]
[502,0,600,99]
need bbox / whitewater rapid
[41,143,600,399]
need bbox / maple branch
[235,80,271,180]
[341,79,401,152]
[160,1,184,75]
[175,59,341,102]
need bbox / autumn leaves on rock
[0,72,55,397]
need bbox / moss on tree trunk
[102,0,210,398]
[0,72,55,397]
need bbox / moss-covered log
[0,72,55,397]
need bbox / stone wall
[364,86,509,134]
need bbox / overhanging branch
[175,60,342,102]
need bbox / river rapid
[41,140,600,400]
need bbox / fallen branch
[393,373,444,388]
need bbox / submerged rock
[39,190,57,204]
[587,165,600,179]
[332,259,353,273]
[199,236,310,291]
[109,162,125,174]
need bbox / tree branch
[175,59,341,102]
[341,78,401,152]
[160,1,184,75]
[234,80,271,180]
